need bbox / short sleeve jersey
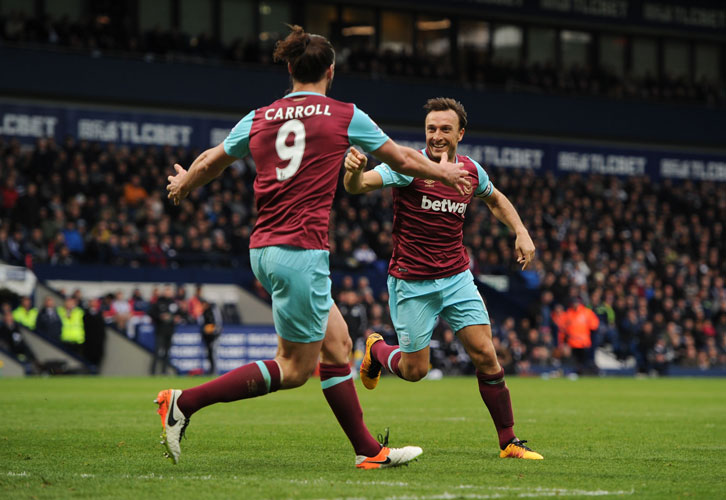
[224,91,388,249]
[374,151,494,280]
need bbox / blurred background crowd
[1,134,725,375]
[1,0,725,377]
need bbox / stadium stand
[0,7,723,108]
[1,135,724,374]
[1,0,725,376]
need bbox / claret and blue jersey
[374,150,494,280]
[223,91,388,250]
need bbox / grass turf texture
[1,376,724,499]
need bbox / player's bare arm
[482,187,535,270]
[370,139,471,195]
[343,148,384,194]
[166,143,236,205]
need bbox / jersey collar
[284,91,326,98]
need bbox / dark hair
[423,97,468,130]
[273,25,335,83]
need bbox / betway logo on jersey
[420,195,467,215]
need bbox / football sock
[319,363,381,457]
[371,340,403,378]
[476,369,516,448]
[178,359,281,417]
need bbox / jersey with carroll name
[224,91,388,249]
[374,151,494,279]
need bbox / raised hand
[345,147,368,173]
[166,164,189,206]
[515,231,536,270]
[438,152,471,196]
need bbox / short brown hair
[423,97,467,130]
[273,25,335,83]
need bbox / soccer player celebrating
[156,27,471,468]
[344,97,543,460]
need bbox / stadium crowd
[1,135,725,376]
[0,283,226,374]
[1,11,723,108]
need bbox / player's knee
[278,359,317,388]
[283,367,314,388]
[470,343,498,372]
[321,335,352,364]
[405,363,429,382]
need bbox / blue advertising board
[2,99,725,182]
[168,325,278,375]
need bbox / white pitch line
[490,486,635,497]
[314,486,635,500]
[6,471,29,477]
[344,480,410,487]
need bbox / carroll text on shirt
[264,105,332,121]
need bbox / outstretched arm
[370,139,470,195]
[166,143,236,205]
[483,187,535,270]
[343,148,384,194]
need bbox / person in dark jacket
[35,296,62,341]
[199,299,222,375]
[0,308,40,373]
[149,286,180,375]
[83,298,107,371]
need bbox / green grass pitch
[1,375,724,499]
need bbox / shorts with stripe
[388,269,490,353]
[250,245,333,343]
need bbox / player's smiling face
[425,109,464,161]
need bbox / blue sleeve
[348,105,389,152]
[472,158,494,198]
[223,110,255,158]
[373,164,413,187]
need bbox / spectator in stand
[82,298,106,370]
[434,327,472,375]
[187,284,205,321]
[555,296,599,375]
[174,286,192,324]
[125,288,151,338]
[123,174,148,207]
[99,293,117,325]
[591,289,618,353]
[143,234,167,267]
[13,182,42,229]
[5,229,25,265]
[635,321,657,374]
[0,307,40,372]
[36,296,62,341]
[199,299,222,375]
[12,296,38,330]
[130,288,149,314]
[0,177,19,214]
[524,328,551,367]
[111,291,132,330]
[57,296,85,355]
[338,289,367,347]
[618,308,641,362]
[61,221,85,256]
[149,285,180,375]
